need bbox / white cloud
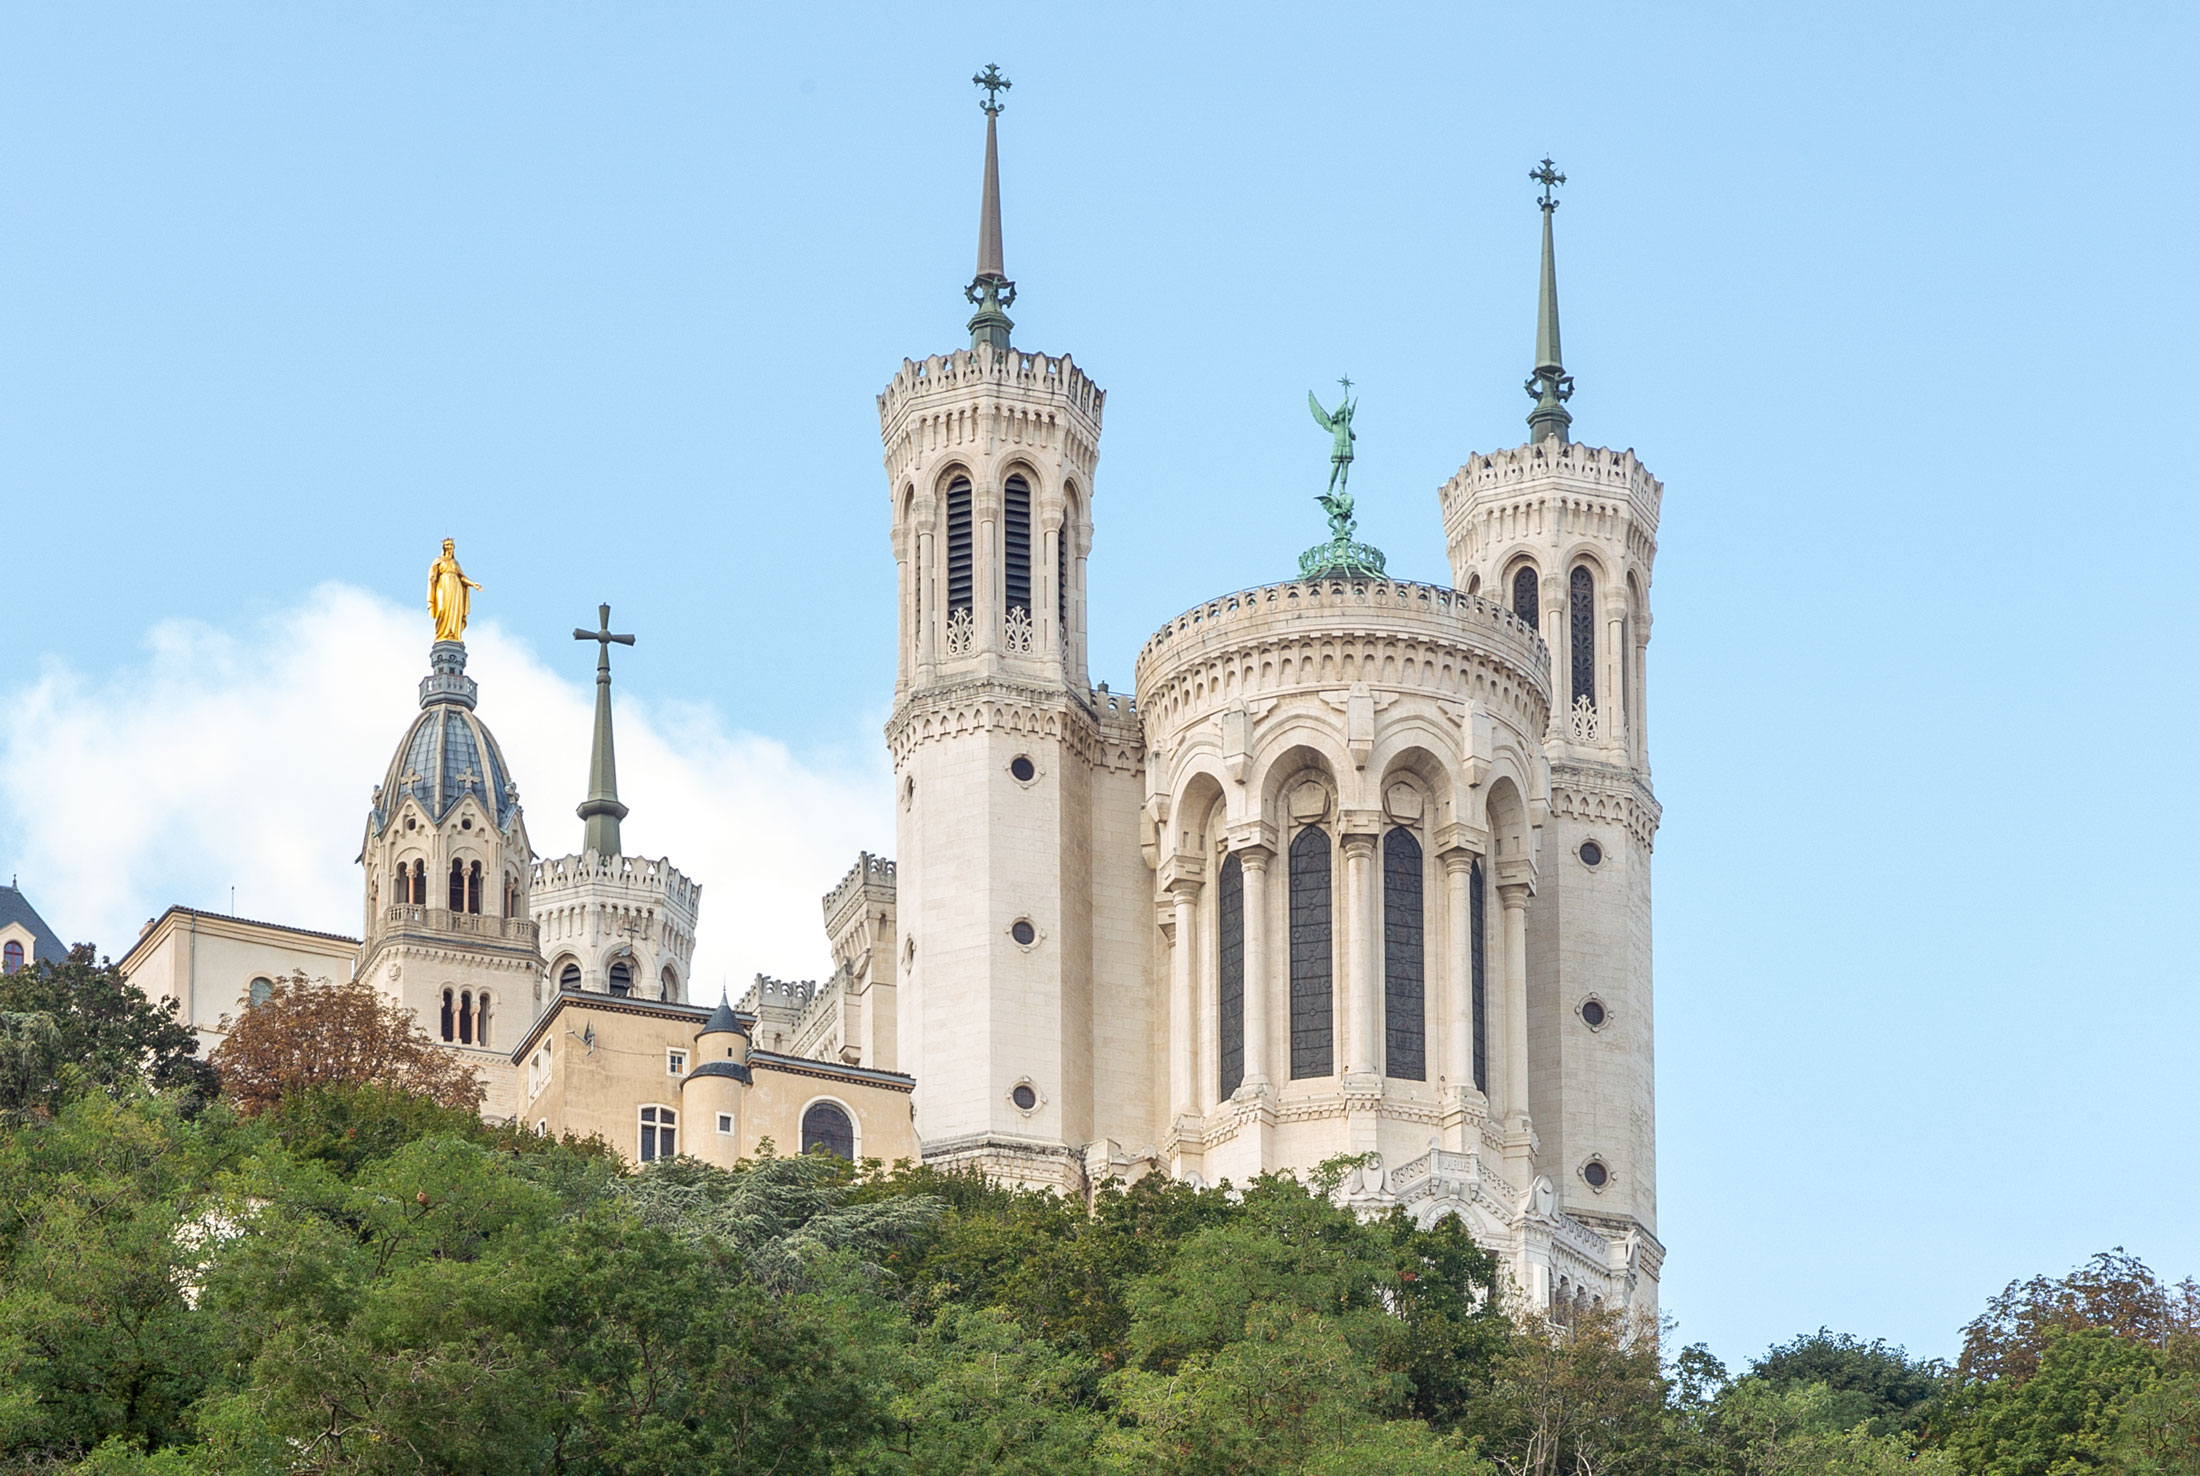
[0,584,892,995]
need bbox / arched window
[447,860,465,911]
[440,988,455,1042]
[1570,565,1597,707]
[475,994,491,1049]
[660,965,680,1003]
[504,873,519,916]
[410,859,427,905]
[1217,852,1245,1099]
[4,940,25,973]
[559,961,581,991]
[801,1101,855,1160]
[458,991,474,1045]
[1512,566,1540,630]
[1470,858,1488,1094]
[1288,824,1334,1079]
[1383,827,1425,1081]
[638,1105,676,1163]
[466,861,483,915]
[248,976,273,1008]
[1057,516,1069,633]
[607,961,632,997]
[945,475,974,618]
[1003,473,1032,619]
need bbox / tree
[1462,1307,1675,1476]
[1959,1249,2200,1385]
[1943,1326,2166,1475]
[209,974,482,1116]
[1747,1329,1944,1437]
[0,944,217,1111]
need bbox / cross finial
[1338,374,1354,396]
[973,64,1010,116]
[574,603,636,670]
[1532,156,1566,213]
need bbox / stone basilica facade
[871,112,1665,1319]
[121,92,1667,1323]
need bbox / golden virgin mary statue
[427,539,482,642]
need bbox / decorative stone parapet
[1437,441,1663,576]
[876,346,1104,489]
[823,853,896,940]
[379,905,537,948]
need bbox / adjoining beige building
[510,990,916,1167]
[120,907,359,1052]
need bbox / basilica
[118,79,1666,1321]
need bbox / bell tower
[881,69,1113,1190]
[1437,159,1664,1252]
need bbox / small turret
[682,991,752,1166]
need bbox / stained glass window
[946,476,974,616]
[1512,566,1540,629]
[1288,825,1334,1079]
[1004,474,1032,617]
[1383,828,1425,1081]
[1571,565,1596,707]
[1470,859,1488,1094]
[802,1101,855,1160]
[1217,852,1245,1098]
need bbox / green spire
[1525,157,1575,445]
[965,65,1016,353]
[573,604,634,858]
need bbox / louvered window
[1383,828,1425,1080]
[1571,566,1596,706]
[946,476,974,616]
[1512,566,1540,629]
[1288,826,1334,1079]
[1004,475,1032,616]
[1217,853,1245,1098]
[1057,517,1069,634]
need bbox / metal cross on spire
[1338,374,1354,395]
[1532,157,1566,213]
[574,604,635,858]
[973,63,1011,116]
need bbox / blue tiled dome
[369,644,521,836]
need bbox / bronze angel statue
[1309,383,1358,539]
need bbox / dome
[369,643,521,837]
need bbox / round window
[1584,1161,1609,1189]
[1010,755,1036,782]
[1579,840,1603,867]
[1581,999,1606,1028]
[1011,919,1037,946]
[1011,1084,1038,1111]
[461,817,472,831]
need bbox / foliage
[208,973,483,1116]
[1959,1250,2200,1385]
[0,945,217,1114]
[2,979,2197,1476]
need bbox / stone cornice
[886,678,1143,776]
[877,347,1104,491]
[1548,760,1662,849]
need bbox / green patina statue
[1297,376,1386,581]
[1308,378,1358,538]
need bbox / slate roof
[0,884,69,965]
[373,705,519,833]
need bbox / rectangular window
[639,1105,676,1163]
[716,1112,735,1135]
[667,1050,686,1076]
[1217,853,1245,1098]
[1383,827,1425,1081]
[1288,825,1334,1079]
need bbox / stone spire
[573,604,634,858]
[1525,157,1575,445]
[965,64,1016,353]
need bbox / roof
[117,906,358,974]
[0,884,68,964]
[374,704,520,834]
[507,989,753,1063]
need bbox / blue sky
[3,2,2196,1369]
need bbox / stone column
[1498,882,1533,1123]
[1342,833,1379,1077]
[914,529,936,675]
[1604,596,1627,751]
[1544,585,1569,741]
[1441,850,1476,1098]
[1239,846,1273,1090]
[1168,880,1201,1121]
[977,494,999,656]
[1040,523,1059,659]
